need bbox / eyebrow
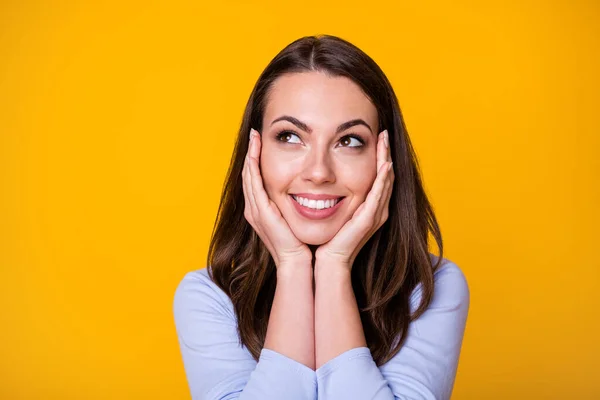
[270,115,374,135]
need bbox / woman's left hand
[315,129,395,270]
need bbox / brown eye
[276,131,302,144]
[339,135,364,148]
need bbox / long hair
[207,34,443,366]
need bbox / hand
[315,129,394,269]
[242,128,313,269]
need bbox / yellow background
[1,1,598,398]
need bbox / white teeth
[292,195,340,210]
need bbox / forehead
[263,71,378,130]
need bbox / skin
[260,71,380,247]
[242,70,394,370]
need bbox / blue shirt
[173,256,469,399]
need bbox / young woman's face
[260,71,379,245]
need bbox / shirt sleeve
[315,260,470,400]
[173,269,318,400]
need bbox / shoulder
[173,267,236,322]
[380,256,469,398]
[409,254,470,314]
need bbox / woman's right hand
[242,128,312,270]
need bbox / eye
[276,130,302,144]
[338,135,365,148]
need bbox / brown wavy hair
[207,34,443,366]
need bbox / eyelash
[275,130,365,148]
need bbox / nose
[300,143,336,185]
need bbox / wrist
[314,247,354,269]
[314,258,352,281]
[277,259,313,279]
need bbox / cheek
[259,148,294,197]
[339,158,377,200]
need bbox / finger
[242,131,252,204]
[376,166,394,226]
[247,133,272,212]
[250,128,261,159]
[365,161,393,219]
[377,130,387,172]
[370,161,392,203]
[385,130,392,162]
[242,164,256,221]
[245,132,259,216]
[381,157,394,200]
[242,160,250,213]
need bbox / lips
[290,192,344,201]
[291,195,343,209]
[289,194,345,220]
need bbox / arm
[173,268,317,400]
[314,259,470,400]
[314,262,365,369]
[264,262,316,370]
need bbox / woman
[174,35,469,400]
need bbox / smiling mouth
[290,195,344,210]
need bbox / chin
[290,224,338,246]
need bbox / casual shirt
[173,255,469,399]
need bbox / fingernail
[249,128,254,142]
[388,162,393,172]
[383,130,389,148]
